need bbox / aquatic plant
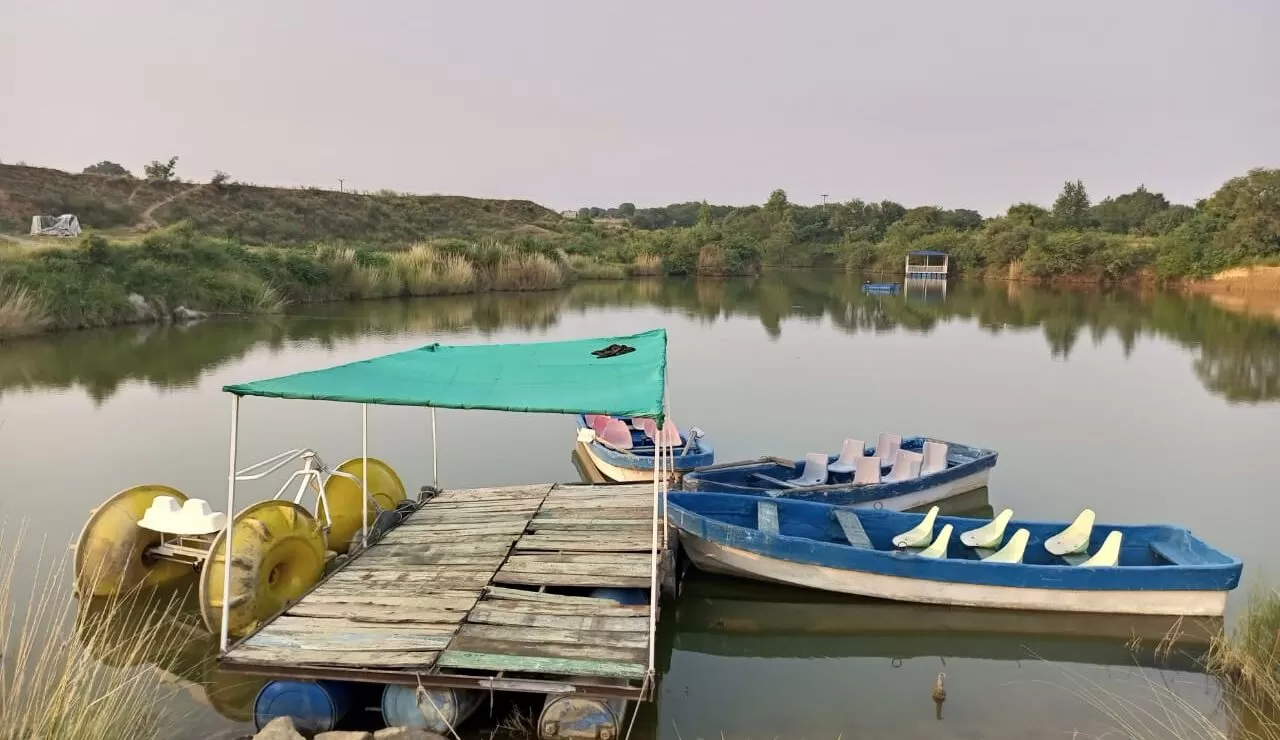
[1208,587,1280,695]
[488,250,567,292]
[630,254,663,276]
[0,526,195,740]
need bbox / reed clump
[0,281,51,339]
[630,253,663,276]
[0,526,193,740]
[1208,588,1280,695]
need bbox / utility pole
[821,194,829,210]
[338,178,345,193]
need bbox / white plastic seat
[827,438,866,475]
[852,455,881,485]
[960,508,1013,548]
[790,453,829,487]
[892,505,938,549]
[921,441,948,475]
[1046,509,1096,556]
[599,419,634,449]
[917,524,953,559]
[139,496,227,536]
[982,528,1030,564]
[875,433,902,466]
[1080,531,1123,567]
[886,450,922,482]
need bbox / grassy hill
[0,164,563,245]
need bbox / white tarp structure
[30,214,82,237]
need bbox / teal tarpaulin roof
[223,329,668,420]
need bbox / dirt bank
[1184,266,1280,322]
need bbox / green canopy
[223,329,668,420]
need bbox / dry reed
[0,282,51,339]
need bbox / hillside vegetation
[2,161,1278,340]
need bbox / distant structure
[30,214,82,237]
[905,249,948,280]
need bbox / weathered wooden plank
[832,509,872,548]
[493,571,650,588]
[500,559,651,578]
[246,627,452,652]
[260,616,458,635]
[380,530,522,544]
[400,514,535,526]
[499,553,656,566]
[757,500,780,535]
[438,648,644,679]
[469,605,650,632]
[455,623,648,648]
[226,645,439,669]
[300,592,479,610]
[448,635,650,665]
[527,523,654,535]
[344,554,509,568]
[538,502,654,513]
[470,599,648,618]
[286,602,469,624]
[326,571,495,585]
[514,535,655,552]
[483,586,628,605]
[365,543,514,557]
[390,522,533,535]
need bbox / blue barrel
[381,685,483,732]
[253,680,352,733]
[589,587,648,606]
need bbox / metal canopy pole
[431,408,439,488]
[219,395,240,651]
[361,403,369,549]
[646,420,662,676]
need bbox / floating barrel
[254,680,352,733]
[381,685,483,733]
[539,696,628,740]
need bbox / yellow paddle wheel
[72,449,408,641]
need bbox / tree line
[568,168,1280,280]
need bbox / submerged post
[220,395,241,651]
[431,407,439,488]
[361,403,369,549]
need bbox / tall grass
[0,281,50,338]
[1208,588,1280,694]
[631,254,663,276]
[391,244,476,295]
[567,254,627,280]
[0,526,193,740]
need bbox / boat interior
[583,413,700,456]
[711,435,953,489]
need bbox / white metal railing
[904,264,948,273]
[220,399,382,650]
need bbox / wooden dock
[219,482,662,699]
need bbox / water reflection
[3,272,1278,404]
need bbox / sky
[2,0,1278,215]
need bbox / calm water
[3,271,1279,738]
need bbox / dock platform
[219,482,662,699]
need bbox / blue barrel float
[254,680,353,733]
[382,685,484,733]
[536,587,645,740]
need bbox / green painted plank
[438,650,645,680]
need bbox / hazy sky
[2,1,1277,214]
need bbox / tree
[618,202,636,218]
[1052,180,1092,228]
[144,156,179,181]
[1008,202,1050,227]
[211,170,231,187]
[1092,185,1170,234]
[83,161,131,177]
[697,200,713,227]
[765,189,789,216]
[575,207,593,223]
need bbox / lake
[2,271,1278,739]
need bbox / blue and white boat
[574,414,714,482]
[667,493,1242,616]
[682,435,996,511]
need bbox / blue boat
[574,414,714,482]
[682,436,996,511]
[861,282,900,295]
[666,492,1242,616]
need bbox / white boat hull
[582,444,656,483]
[679,535,1229,617]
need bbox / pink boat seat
[599,419,633,449]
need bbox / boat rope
[623,672,651,740]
